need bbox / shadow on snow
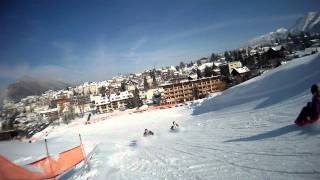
[224,123,320,142]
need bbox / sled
[170,128,179,133]
[295,118,318,127]
[143,131,154,137]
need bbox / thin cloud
[0,13,303,91]
[52,41,76,62]
[162,14,302,42]
[128,37,148,56]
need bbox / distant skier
[143,129,154,136]
[170,121,179,130]
[295,84,320,126]
[85,113,92,125]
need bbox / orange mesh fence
[133,109,147,113]
[28,145,85,178]
[149,104,176,110]
[56,145,84,173]
[0,145,85,180]
[0,155,46,180]
[28,156,61,178]
[133,104,177,113]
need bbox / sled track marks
[174,141,320,176]
[175,142,320,157]
[117,138,320,179]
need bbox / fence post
[44,139,55,179]
[79,134,87,164]
[44,139,50,157]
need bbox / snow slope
[1,54,320,180]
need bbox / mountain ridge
[290,11,320,33]
[243,11,320,48]
[243,28,289,48]
[4,76,71,103]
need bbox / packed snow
[1,54,320,179]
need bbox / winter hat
[311,84,319,94]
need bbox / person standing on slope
[295,84,320,126]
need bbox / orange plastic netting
[0,156,46,180]
[0,145,84,180]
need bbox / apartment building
[159,76,226,105]
[91,91,134,113]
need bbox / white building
[228,61,243,74]
[91,91,134,113]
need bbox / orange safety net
[133,104,177,113]
[29,145,85,178]
[0,155,46,180]
[56,145,85,173]
[149,104,177,110]
[0,145,85,180]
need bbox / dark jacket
[311,95,320,120]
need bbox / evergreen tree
[126,87,142,108]
[287,32,292,40]
[196,68,202,79]
[133,87,142,107]
[187,61,194,68]
[279,46,286,58]
[99,86,107,96]
[152,91,161,105]
[179,62,185,69]
[203,66,213,77]
[196,59,202,66]
[151,70,157,88]
[143,76,149,90]
[120,81,126,92]
[192,85,199,100]
[230,50,236,61]
[212,62,218,69]
[175,66,180,71]
[209,53,216,62]
[219,64,229,77]
[224,51,232,61]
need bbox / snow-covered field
[1,54,320,180]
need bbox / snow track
[1,54,320,179]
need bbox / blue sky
[0,0,318,89]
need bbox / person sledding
[295,84,320,127]
[170,121,179,130]
[143,129,154,136]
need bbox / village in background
[0,29,320,141]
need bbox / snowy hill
[193,53,320,115]
[1,54,320,179]
[243,28,288,48]
[290,11,320,33]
